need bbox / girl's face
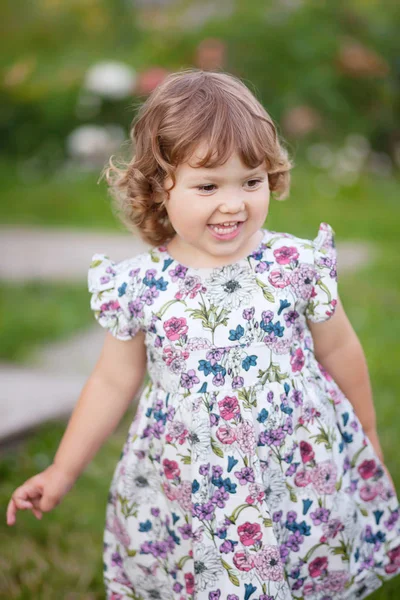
[163,143,270,268]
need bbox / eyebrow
[185,169,267,182]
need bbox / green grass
[1,161,400,596]
[0,281,92,363]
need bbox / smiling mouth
[208,221,243,234]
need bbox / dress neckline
[158,228,269,272]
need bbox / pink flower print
[175,274,203,300]
[233,551,255,571]
[360,483,379,502]
[253,545,284,581]
[318,362,332,381]
[308,556,328,578]
[164,316,188,340]
[162,480,179,501]
[290,348,305,373]
[358,459,378,480]
[303,581,323,596]
[110,515,131,547]
[101,299,120,313]
[325,570,349,592]
[163,458,181,480]
[177,481,192,511]
[311,460,338,494]
[385,545,400,574]
[294,468,312,488]
[163,345,189,366]
[216,424,236,445]
[237,521,263,546]
[268,269,291,288]
[274,246,299,265]
[218,395,240,420]
[185,572,195,595]
[300,441,315,463]
[236,421,256,454]
[322,518,344,539]
[290,264,315,300]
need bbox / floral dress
[88,223,400,600]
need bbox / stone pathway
[0,225,374,442]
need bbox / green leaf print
[258,362,289,385]
[149,249,161,263]
[330,539,350,562]
[221,559,240,586]
[211,438,224,458]
[90,258,105,269]
[254,277,275,303]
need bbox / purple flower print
[212,465,223,478]
[310,507,330,525]
[206,347,225,365]
[286,530,304,551]
[199,462,210,475]
[384,509,399,531]
[234,467,255,485]
[169,264,188,281]
[220,539,237,554]
[227,596,240,600]
[273,510,283,523]
[151,507,160,517]
[173,582,183,593]
[212,488,229,508]
[232,375,244,388]
[213,372,226,387]
[209,591,221,600]
[180,369,200,389]
[128,298,144,319]
[261,310,274,324]
[243,307,255,320]
[291,389,303,407]
[111,551,123,567]
[178,523,192,539]
[283,310,299,326]
[262,427,286,447]
[193,501,215,521]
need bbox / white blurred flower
[84,61,136,100]
[66,124,125,167]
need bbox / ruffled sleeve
[305,223,338,323]
[88,253,142,341]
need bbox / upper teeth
[209,222,238,234]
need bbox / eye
[197,184,216,193]
[246,179,263,188]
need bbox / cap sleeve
[88,253,142,341]
[305,223,338,323]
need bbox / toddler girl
[7,69,400,600]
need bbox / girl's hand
[6,463,76,526]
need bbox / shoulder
[264,222,335,257]
[88,247,160,293]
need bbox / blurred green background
[1,0,399,597]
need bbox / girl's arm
[307,297,383,462]
[53,330,148,480]
[7,331,147,524]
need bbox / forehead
[179,147,266,179]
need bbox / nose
[219,196,245,214]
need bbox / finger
[14,497,34,511]
[31,507,43,520]
[14,482,42,502]
[6,499,17,526]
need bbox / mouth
[207,220,245,240]
[207,221,242,234]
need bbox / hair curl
[103,68,293,247]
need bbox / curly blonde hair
[103,68,293,246]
